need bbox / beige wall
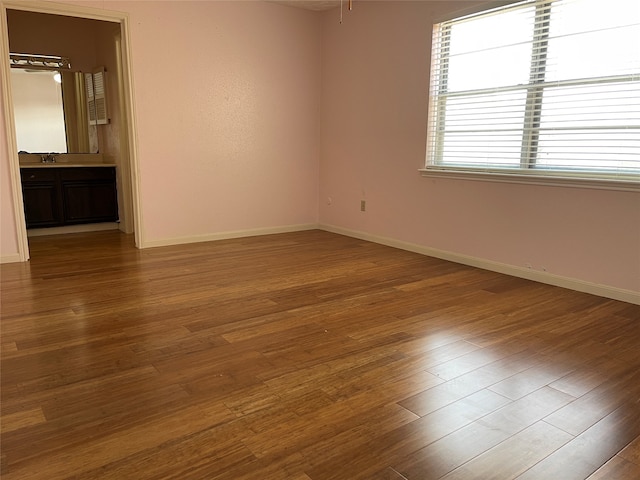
[6,9,102,72]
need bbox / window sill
[419,168,640,192]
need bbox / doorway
[1,1,141,260]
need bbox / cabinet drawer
[59,167,116,182]
[20,168,57,182]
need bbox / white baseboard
[1,253,22,264]
[142,223,319,249]
[9,220,636,304]
[320,224,640,306]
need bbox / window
[424,0,640,186]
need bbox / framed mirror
[10,57,99,154]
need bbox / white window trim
[419,166,640,191]
[423,0,640,191]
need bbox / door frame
[0,0,143,260]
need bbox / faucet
[40,153,57,164]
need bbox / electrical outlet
[360,200,366,212]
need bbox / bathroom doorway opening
[1,1,141,260]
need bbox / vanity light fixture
[9,53,71,70]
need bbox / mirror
[10,67,99,154]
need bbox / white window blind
[425,0,640,183]
[84,68,109,126]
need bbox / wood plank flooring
[1,229,639,479]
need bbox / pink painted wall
[319,1,640,292]
[1,0,321,253]
[122,1,322,241]
[2,1,638,295]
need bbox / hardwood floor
[1,229,639,479]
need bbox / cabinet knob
[29,174,36,179]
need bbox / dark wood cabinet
[22,183,63,228]
[20,167,118,229]
[59,168,119,225]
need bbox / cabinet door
[62,181,118,224]
[22,183,63,228]
[60,167,119,225]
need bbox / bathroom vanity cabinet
[20,166,118,228]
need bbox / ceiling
[270,1,342,11]
[271,1,461,12]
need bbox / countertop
[20,164,116,168]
